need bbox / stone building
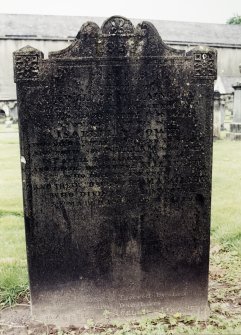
[1,13,241,119]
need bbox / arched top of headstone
[13,45,44,57]
[76,21,101,39]
[47,15,182,59]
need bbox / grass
[211,139,241,254]
[0,124,28,308]
[0,124,23,215]
[0,124,241,333]
[0,263,28,308]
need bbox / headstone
[213,91,221,139]
[5,118,13,128]
[228,81,241,140]
[232,82,241,123]
[220,97,225,130]
[13,16,217,326]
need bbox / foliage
[0,264,28,308]
[227,15,241,24]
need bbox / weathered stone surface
[213,90,225,137]
[14,16,217,326]
[227,81,241,140]
[213,90,221,139]
[220,97,225,130]
[232,82,241,123]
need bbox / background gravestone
[213,90,221,139]
[14,16,217,326]
[228,73,241,140]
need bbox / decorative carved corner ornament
[193,50,217,79]
[13,46,44,82]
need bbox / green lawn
[0,124,241,333]
[0,125,28,307]
[211,139,241,253]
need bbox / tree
[227,15,241,24]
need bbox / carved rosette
[13,46,43,82]
[193,50,217,79]
[102,16,134,36]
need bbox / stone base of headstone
[227,123,241,140]
[30,284,210,326]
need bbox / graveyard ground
[0,124,241,334]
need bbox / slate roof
[1,13,241,47]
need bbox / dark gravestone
[14,16,216,325]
